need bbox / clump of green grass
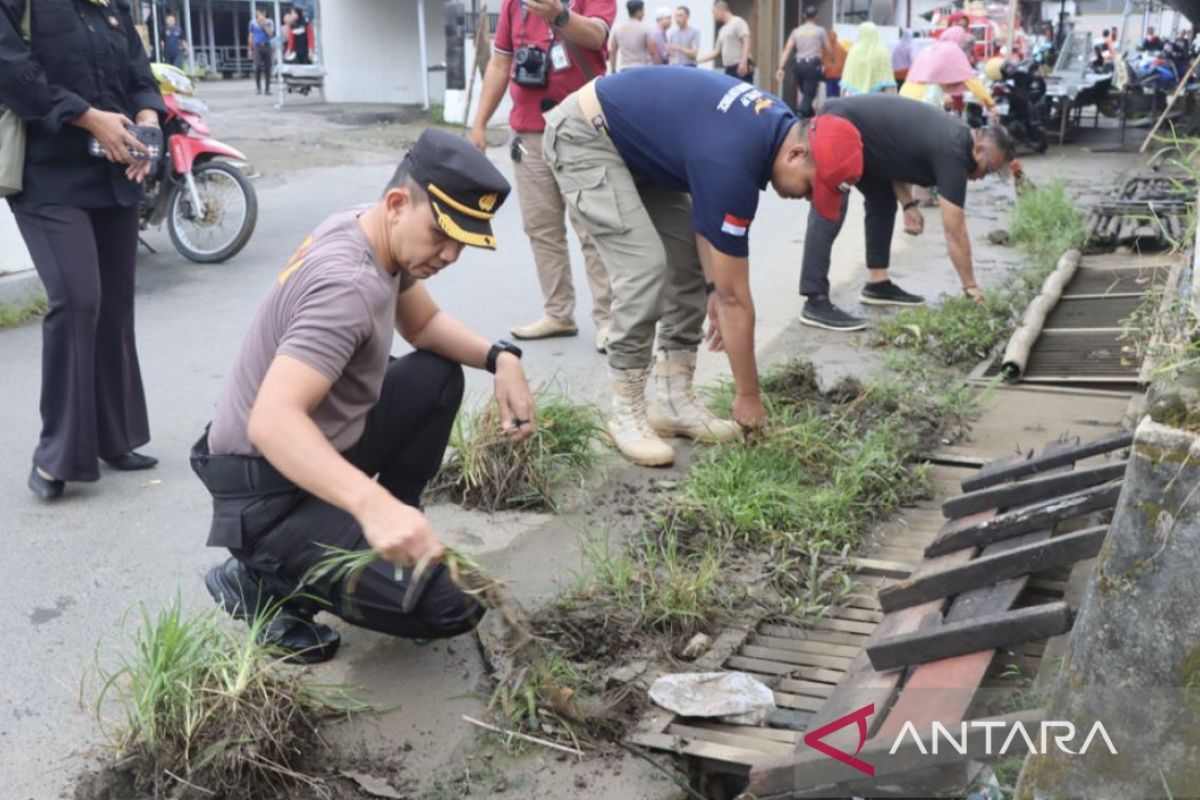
[90,598,364,797]
[432,393,606,512]
[0,293,48,329]
[557,359,957,639]
[874,182,1087,367]
[1009,181,1087,273]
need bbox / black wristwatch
[486,340,523,373]
[553,6,570,26]
[903,199,920,211]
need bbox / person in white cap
[652,6,673,64]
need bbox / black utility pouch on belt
[190,430,302,549]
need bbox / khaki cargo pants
[542,95,706,371]
[512,131,612,328]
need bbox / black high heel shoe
[28,465,64,500]
[102,452,159,471]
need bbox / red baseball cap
[807,116,864,222]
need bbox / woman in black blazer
[0,0,166,499]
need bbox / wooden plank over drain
[879,526,1108,612]
[865,602,1073,672]
[926,481,1122,557]
[942,461,1127,519]
[959,430,1132,492]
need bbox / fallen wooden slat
[777,678,835,698]
[773,691,824,713]
[740,645,854,671]
[809,616,876,635]
[879,526,1108,612]
[959,430,1131,492]
[830,606,883,623]
[684,720,802,744]
[926,480,1122,557]
[941,461,1127,519]
[751,635,860,659]
[665,723,796,756]
[724,656,843,683]
[745,709,1045,798]
[828,556,914,579]
[627,731,763,769]
[866,602,1072,671]
[757,624,867,648]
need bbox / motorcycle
[141,64,257,263]
[970,59,1050,153]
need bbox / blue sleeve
[688,160,760,258]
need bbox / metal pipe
[418,0,431,109]
[151,0,161,62]
[183,0,195,73]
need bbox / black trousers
[724,64,756,84]
[254,43,273,92]
[800,176,898,298]
[192,351,482,640]
[10,202,148,482]
[793,57,824,119]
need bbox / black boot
[205,557,341,664]
[28,465,64,500]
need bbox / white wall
[322,0,447,105]
[0,206,32,273]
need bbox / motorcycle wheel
[167,160,258,263]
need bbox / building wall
[322,0,447,105]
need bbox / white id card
[550,42,570,71]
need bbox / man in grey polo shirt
[192,130,535,663]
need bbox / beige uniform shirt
[717,15,750,67]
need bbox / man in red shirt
[470,0,615,352]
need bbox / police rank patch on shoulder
[721,213,749,236]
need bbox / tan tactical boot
[608,367,675,467]
[648,349,742,444]
[511,316,579,340]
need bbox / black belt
[190,431,297,498]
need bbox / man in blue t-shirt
[543,67,863,467]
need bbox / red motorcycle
[142,64,257,263]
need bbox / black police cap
[404,128,511,250]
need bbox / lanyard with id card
[549,41,570,71]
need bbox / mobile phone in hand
[88,125,163,161]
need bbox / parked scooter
[142,64,257,263]
[971,59,1050,153]
[993,60,1051,154]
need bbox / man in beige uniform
[610,0,657,71]
[776,7,830,119]
[700,0,753,82]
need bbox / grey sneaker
[800,296,867,332]
[860,280,925,306]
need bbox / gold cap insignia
[478,193,499,212]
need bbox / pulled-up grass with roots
[874,182,1087,366]
[82,599,366,799]
[431,391,606,512]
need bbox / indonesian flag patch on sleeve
[721,213,750,237]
